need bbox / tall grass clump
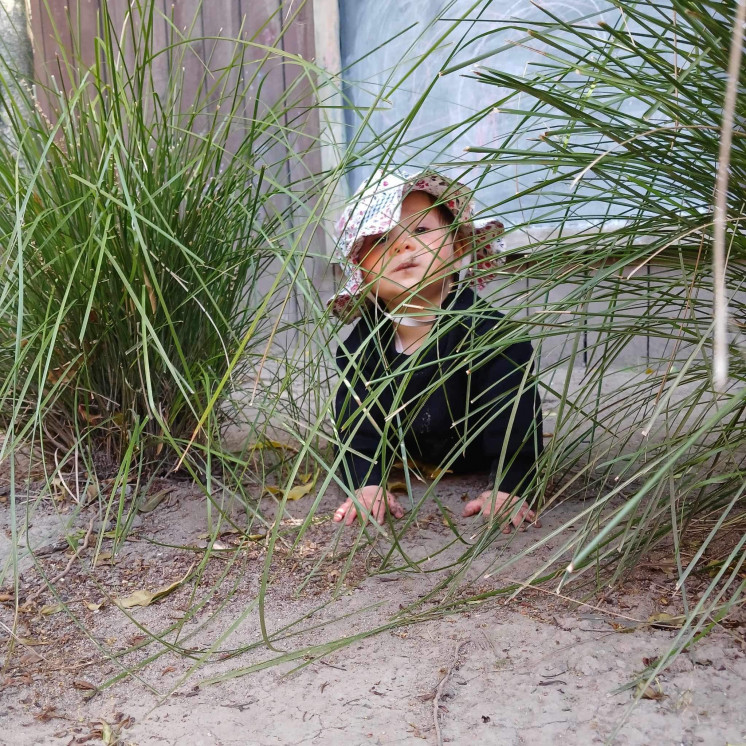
[334,0,746,676]
[294,0,746,641]
[0,1,328,491]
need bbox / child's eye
[414,226,428,234]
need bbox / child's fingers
[375,500,386,524]
[462,498,484,517]
[388,493,406,519]
[345,507,359,526]
[511,503,532,528]
[333,499,351,523]
[336,489,406,526]
[513,505,541,530]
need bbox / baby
[329,169,542,531]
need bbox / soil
[1,474,745,746]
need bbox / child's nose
[391,229,415,254]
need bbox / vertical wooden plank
[102,1,137,93]
[28,0,65,117]
[172,0,206,126]
[200,0,245,152]
[40,1,75,101]
[279,0,319,169]
[69,0,99,81]
[278,0,330,313]
[28,0,52,117]
[150,0,173,108]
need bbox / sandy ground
[1,474,745,746]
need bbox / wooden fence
[28,0,318,120]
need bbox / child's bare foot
[334,485,406,527]
[462,490,540,533]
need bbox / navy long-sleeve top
[334,287,543,494]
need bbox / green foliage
[0,1,324,468]
[1,0,744,700]
[452,0,746,576]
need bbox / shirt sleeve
[334,339,385,490]
[469,338,543,496]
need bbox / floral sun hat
[329,168,506,319]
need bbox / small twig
[433,641,468,746]
[25,519,94,605]
[53,449,79,503]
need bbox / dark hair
[412,190,455,226]
[414,191,468,242]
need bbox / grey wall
[339,0,620,224]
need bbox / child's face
[357,191,463,312]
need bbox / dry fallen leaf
[636,678,666,701]
[251,439,298,454]
[93,551,114,568]
[285,482,314,501]
[84,600,104,612]
[263,471,318,502]
[114,564,194,609]
[100,719,117,746]
[72,679,96,690]
[647,612,685,629]
[40,603,64,616]
[0,593,13,602]
[138,489,169,513]
[387,481,409,493]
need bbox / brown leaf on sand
[647,612,685,629]
[114,563,194,609]
[72,679,96,691]
[34,706,66,722]
[138,489,171,513]
[251,439,298,454]
[263,471,318,502]
[40,603,65,616]
[636,678,666,701]
[85,719,118,746]
[16,637,48,646]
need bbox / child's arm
[334,337,402,525]
[465,337,543,528]
[334,339,385,489]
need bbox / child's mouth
[393,259,418,272]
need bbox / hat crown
[329,168,505,320]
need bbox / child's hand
[462,490,541,533]
[334,485,406,527]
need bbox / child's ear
[453,230,471,260]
